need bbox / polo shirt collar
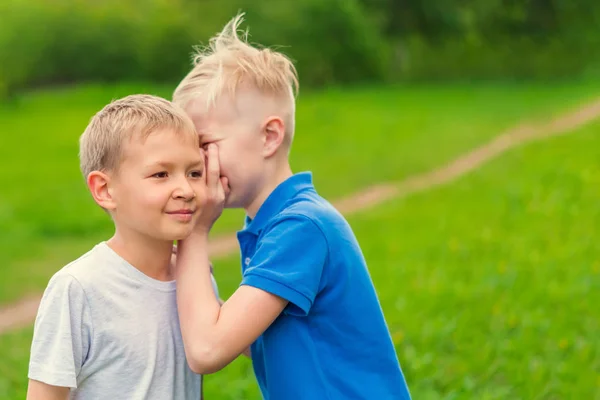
[243,172,314,235]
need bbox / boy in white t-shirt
[27,94,217,399]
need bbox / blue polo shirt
[237,172,411,400]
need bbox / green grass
[0,327,33,399]
[2,107,599,399]
[348,121,600,399]
[2,80,600,305]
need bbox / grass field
[1,82,599,399]
[2,108,599,400]
[2,80,600,305]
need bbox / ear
[261,116,285,158]
[87,171,117,211]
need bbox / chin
[224,196,239,209]
[225,190,253,209]
[164,229,194,241]
[225,201,246,210]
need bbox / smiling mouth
[166,210,195,221]
[166,210,195,215]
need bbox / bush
[237,0,392,87]
[0,0,392,98]
[1,0,599,98]
[0,0,244,96]
[399,35,598,81]
[360,0,600,82]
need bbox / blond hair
[79,94,197,179]
[173,12,299,144]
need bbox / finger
[200,147,208,185]
[199,148,208,185]
[220,176,230,197]
[206,144,221,191]
[169,248,178,271]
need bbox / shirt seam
[242,272,312,310]
[63,272,95,361]
[264,211,332,275]
[248,185,315,235]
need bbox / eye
[151,171,168,178]
[188,170,203,178]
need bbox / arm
[176,216,327,373]
[176,233,285,373]
[174,240,252,360]
[27,380,69,400]
[28,273,90,393]
[175,144,281,373]
[176,145,324,373]
[217,297,251,358]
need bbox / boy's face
[109,129,206,241]
[186,96,267,210]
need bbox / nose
[173,177,196,201]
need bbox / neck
[107,228,174,281]
[245,162,293,219]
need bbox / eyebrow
[145,160,204,169]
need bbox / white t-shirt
[29,242,217,399]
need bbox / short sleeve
[241,215,328,316]
[28,272,92,388]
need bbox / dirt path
[2,97,600,335]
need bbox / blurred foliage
[360,0,600,80]
[1,0,599,98]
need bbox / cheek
[121,182,167,210]
[221,148,258,180]
[216,135,262,183]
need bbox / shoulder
[253,194,339,260]
[264,206,328,245]
[44,243,110,297]
[274,190,345,235]
[36,257,94,325]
